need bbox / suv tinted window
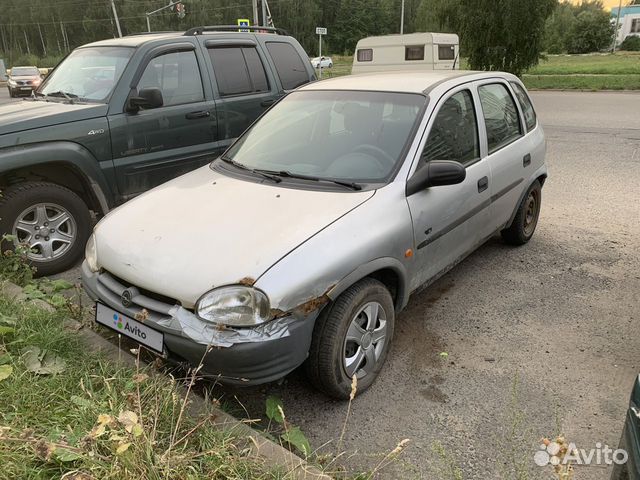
[208,46,269,96]
[422,90,479,166]
[510,82,537,132]
[265,42,309,90]
[478,83,522,154]
[138,50,204,106]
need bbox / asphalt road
[0,85,24,105]
[40,90,640,479]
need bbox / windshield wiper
[257,170,362,191]
[45,91,78,103]
[220,156,282,183]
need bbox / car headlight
[196,286,271,327]
[85,233,99,273]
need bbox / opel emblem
[121,289,133,308]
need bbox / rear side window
[405,45,425,61]
[438,44,455,60]
[357,48,373,62]
[422,90,480,166]
[478,83,522,154]
[265,42,309,90]
[510,82,537,132]
[137,50,204,106]
[208,46,269,97]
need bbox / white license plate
[95,303,164,353]
[20,87,31,90]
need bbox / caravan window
[357,49,373,62]
[438,45,455,60]
[405,45,425,61]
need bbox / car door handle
[185,111,210,120]
[477,176,489,193]
[523,153,531,167]
[261,99,275,107]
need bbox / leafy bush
[620,36,640,51]
[0,235,35,286]
[566,9,614,54]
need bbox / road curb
[3,280,332,480]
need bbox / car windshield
[11,67,39,76]
[39,47,133,102]
[224,90,426,183]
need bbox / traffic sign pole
[315,27,327,80]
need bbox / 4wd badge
[87,129,105,135]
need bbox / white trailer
[352,32,459,74]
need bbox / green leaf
[22,346,66,375]
[70,395,92,408]
[23,284,46,300]
[281,426,311,457]
[53,447,82,462]
[49,279,74,292]
[0,326,15,336]
[0,314,16,327]
[0,364,12,382]
[0,354,11,365]
[439,352,449,358]
[265,395,284,424]
[48,294,68,308]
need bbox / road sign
[315,27,327,78]
[315,27,327,35]
[238,18,250,32]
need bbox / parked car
[82,70,546,399]
[7,66,42,97]
[311,56,333,68]
[611,375,640,479]
[0,26,315,276]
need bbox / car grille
[96,270,183,322]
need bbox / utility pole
[612,0,623,52]
[110,0,123,38]
[252,0,259,25]
[261,0,267,27]
[400,0,405,34]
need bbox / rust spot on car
[238,276,256,286]
[291,284,336,316]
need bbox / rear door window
[208,46,270,97]
[510,82,537,132]
[265,42,309,90]
[478,83,522,154]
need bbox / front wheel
[501,180,542,246]
[8,88,15,98]
[305,278,395,399]
[0,182,92,276]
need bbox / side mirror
[127,87,163,112]
[406,160,466,196]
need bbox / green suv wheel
[0,182,91,277]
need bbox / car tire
[305,277,395,399]
[329,63,333,68]
[0,182,92,277]
[501,180,542,246]
[8,88,14,98]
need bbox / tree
[458,0,556,76]
[415,0,461,33]
[566,8,614,53]
[544,1,577,54]
[620,35,640,51]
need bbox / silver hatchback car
[82,70,546,399]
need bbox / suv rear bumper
[81,261,317,385]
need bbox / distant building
[611,4,640,44]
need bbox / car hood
[0,100,107,136]
[94,165,375,308]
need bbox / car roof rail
[125,31,179,37]
[183,25,290,36]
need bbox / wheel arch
[0,142,113,215]
[504,171,547,229]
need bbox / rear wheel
[0,182,92,276]
[501,180,542,246]
[305,278,395,399]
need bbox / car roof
[300,70,518,95]
[82,31,292,48]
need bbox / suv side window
[421,90,480,166]
[265,42,309,90]
[208,46,269,96]
[478,83,522,153]
[510,82,537,132]
[137,50,204,106]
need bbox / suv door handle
[477,176,489,193]
[261,99,275,107]
[185,111,210,120]
[523,153,531,167]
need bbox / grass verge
[0,293,289,479]
[522,74,640,90]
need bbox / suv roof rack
[125,31,179,37]
[183,25,290,36]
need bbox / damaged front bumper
[81,262,318,385]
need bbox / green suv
[0,26,315,275]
